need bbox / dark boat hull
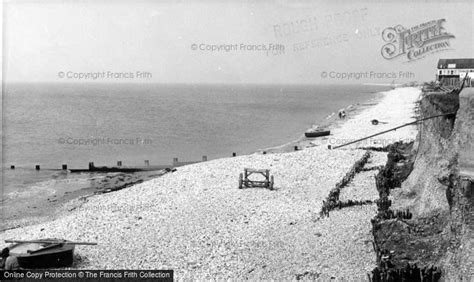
[305,130,330,138]
[16,248,74,268]
[10,241,75,269]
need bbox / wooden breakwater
[70,162,171,173]
[9,155,213,173]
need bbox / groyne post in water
[88,162,94,170]
[202,156,207,161]
[145,160,150,166]
[10,165,15,169]
[173,158,178,166]
[233,153,236,157]
[62,164,67,170]
[35,165,40,170]
[117,161,122,167]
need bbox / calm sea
[1,83,389,200]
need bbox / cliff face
[396,93,458,216]
[442,89,474,279]
[395,88,473,279]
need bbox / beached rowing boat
[6,239,96,268]
[8,239,74,268]
[305,128,331,138]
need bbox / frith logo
[381,19,455,62]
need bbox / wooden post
[202,156,207,162]
[35,165,40,170]
[173,158,178,166]
[232,152,236,157]
[117,161,122,167]
[461,177,472,197]
[10,165,15,169]
[145,160,150,166]
[328,145,332,150]
[263,151,266,154]
[88,162,94,170]
[62,164,67,170]
[294,146,298,151]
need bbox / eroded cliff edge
[371,88,473,280]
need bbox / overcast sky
[3,0,473,84]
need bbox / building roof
[438,58,474,69]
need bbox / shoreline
[260,91,385,154]
[0,87,421,279]
[1,87,385,232]
[0,170,167,232]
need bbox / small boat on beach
[305,127,330,138]
[6,239,96,269]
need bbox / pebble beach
[0,87,421,280]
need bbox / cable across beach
[0,87,421,279]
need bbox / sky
[2,0,474,84]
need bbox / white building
[437,58,474,87]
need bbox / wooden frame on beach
[238,168,274,190]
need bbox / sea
[1,83,390,206]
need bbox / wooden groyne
[9,156,210,173]
[69,163,171,173]
[172,156,208,167]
